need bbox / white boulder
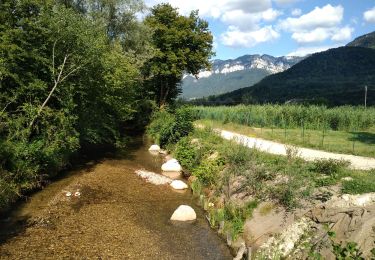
[161,159,182,172]
[170,205,196,221]
[148,144,161,151]
[170,180,188,190]
[135,170,172,185]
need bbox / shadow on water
[0,215,31,246]
[349,131,375,145]
[0,136,145,246]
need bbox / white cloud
[291,26,353,44]
[273,0,299,5]
[221,8,281,30]
[292,28,331,43]
[221,26,280,48]
[364,6,375,23]
[279,4,352,44]
[221,10,259,30]
[331,26,354,42]
[287,44,341,57]
[262,8,282,21]
[280,4,343,32]
[291,8,301,16]
[144,0,272,18]
[225,0,272,14]
[145,0,284,48]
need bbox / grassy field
[193,105,375,131]
[197,119,375,158]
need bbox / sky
[144,0,375,60]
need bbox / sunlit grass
[196,119,375,158]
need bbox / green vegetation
[347,30,375,49]
[0,0,213,210]
[194,105,375,131]
[203,47,375,106]
[165,126,375,240]
[194,104,375,157]
[143,4,213,107]
[146,107,194,147]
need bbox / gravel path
[216,128,375,170]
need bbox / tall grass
[193,105,375,131]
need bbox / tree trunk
[159,79,169,108]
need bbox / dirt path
[0,137,231,259]
[214,128,375,170]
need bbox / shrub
[174,137,199,171]
[192,158,225,186]
[220,140,253,165]
[311,159,350,177]
[147,106,194,147]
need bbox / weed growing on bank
[170,126,375,240]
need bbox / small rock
[161,159,182,172]
[148,144,161,151]
[170,180,188,190]
[74,191,81,197]
[341,176,353,181]
[208,152,219,160]
[170,205,196,221]
[191,138,200,144]
[65,192,72,197]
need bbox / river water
[0,137,231,259]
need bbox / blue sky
[145,0,375,59]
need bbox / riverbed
[0,137,231,259]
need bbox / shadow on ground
[349,132,375,145]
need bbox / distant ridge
[206,46,375,106]
[181,54,303,99]
[347,31,375,49]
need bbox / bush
[220,140,253,165]
[192,158,225,186]
[174,137,199,171]
[147,109,175,146]
[147,106,194,147]
[311,159,350,177]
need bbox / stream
[0,136,231,259]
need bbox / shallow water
[0,136,231,259]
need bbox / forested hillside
[207,47,375,106]
[347,31,375,49]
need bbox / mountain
[181,54,303,99]
[347,31,375,49]
[208,47,375,106]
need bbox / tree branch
[29,54,68,128]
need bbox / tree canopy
[0,0,157,208]
[144,3,214,107]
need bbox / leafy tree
[144,3,214,107]
[0,0,153,209]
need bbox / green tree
[0,0,153,209]
[144,3,214,107]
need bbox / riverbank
[168,127,375,259]
[0,137,231,259]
